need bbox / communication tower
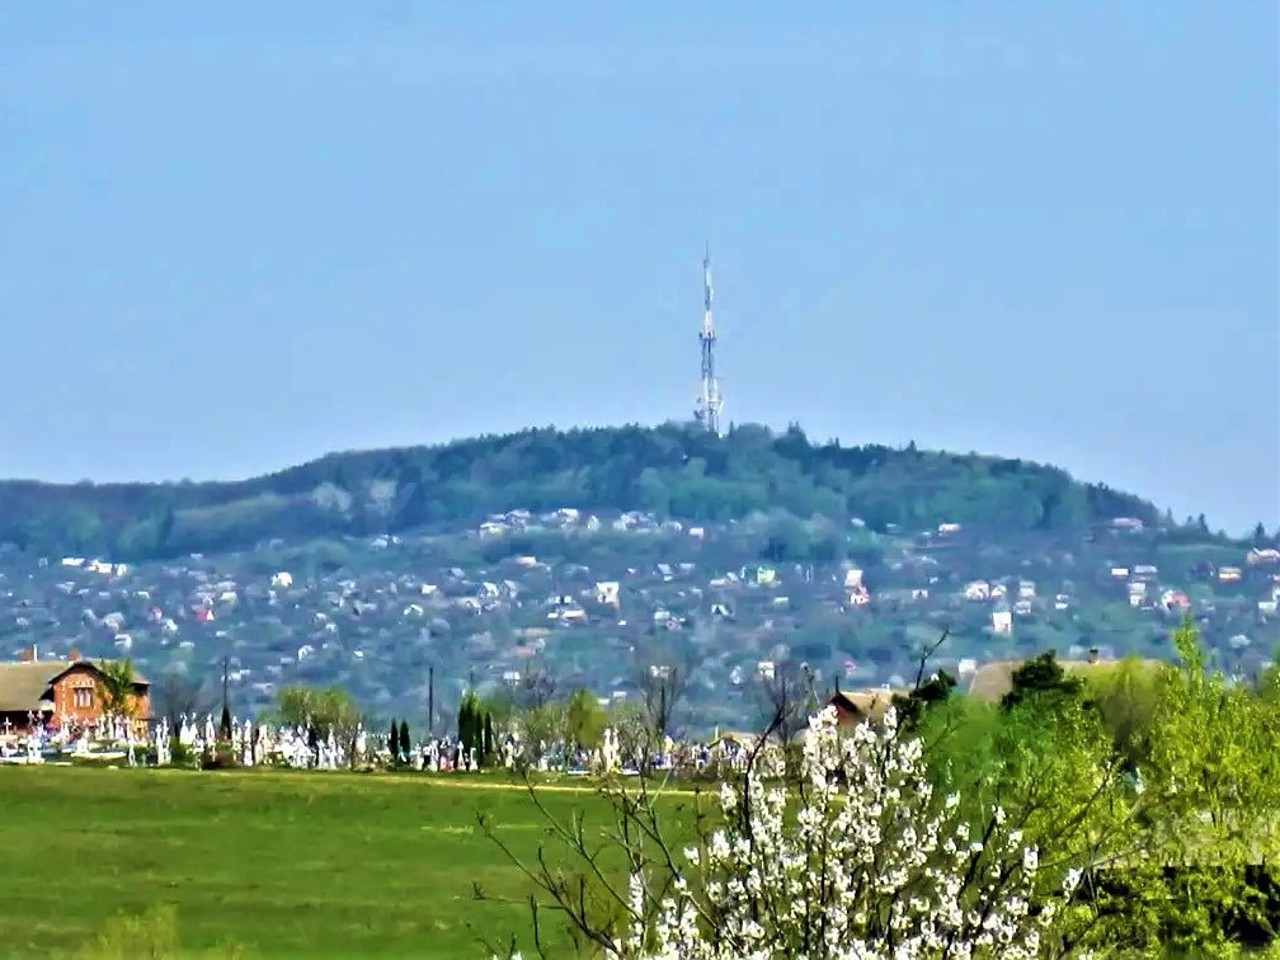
[693,244,724,434]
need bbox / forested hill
[0,422,1161,561]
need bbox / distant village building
[846,586,871,607]
[1129,581,1148,607]
[1111,517,1145,532]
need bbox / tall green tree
[272,685,363,753]
[95,659,139,720]
[1126,622,1280,954]
[458,692,489,761]
[517,700,566,772]
[457,697,472,753]
[891,669,956,732]
[1000,650,1083,712]
[1084,657,1161,771]
[564,688,607,752]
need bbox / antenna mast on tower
[693,243,724,435]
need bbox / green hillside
[0,422,1159,561]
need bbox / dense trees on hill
[0,422,1162,561]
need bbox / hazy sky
[2,3,1276,533]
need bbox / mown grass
[0,766,699,959]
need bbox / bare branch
[633,647,691,767]
[912,628,950,691]
[756,658,817,746]
[516,657,558,712]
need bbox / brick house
[0,649,151,739]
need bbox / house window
[73,687,93,710]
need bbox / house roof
[0,660,150,713]
[966,661,1021,702]
[0,662,64,713]
[709,731,757,746]
[829,689,899,723]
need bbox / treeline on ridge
[0,422,1158,562]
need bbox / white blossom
[601,706,1082,959]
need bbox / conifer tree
[389,717,400,762]
[398,720,411,760]
[458,696,475,754]
[457,693,490,762]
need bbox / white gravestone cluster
[5,701,761,779]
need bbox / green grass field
[0,766,697,959]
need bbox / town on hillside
[0,502,1275,736]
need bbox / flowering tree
[482,704,1091,959]
[481,625,1280,957]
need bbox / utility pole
[219,654,231,742]
[427,664,435,739]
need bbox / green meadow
[0,767,694,959]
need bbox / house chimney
[1087,647,1100,665]
[20,646,33,663]
[70,647,81,662]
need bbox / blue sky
[1,2,1276,533]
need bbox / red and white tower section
[693,245,725,435]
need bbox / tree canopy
[271,685,361,741]
[94,659,139,719]
[0,422,1161,560]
